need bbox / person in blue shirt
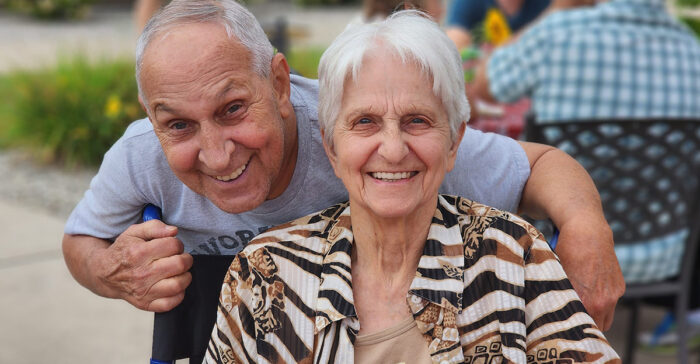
[445,0,551,49]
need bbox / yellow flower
[104,95,122,118]
[484,8,511,46]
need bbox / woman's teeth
[371,172,413,181]
[215,162,247,181]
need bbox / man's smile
[214,159,250,182]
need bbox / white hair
[318,10,470,147]
[134,0,274,104]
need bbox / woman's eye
[227,104,242,114]
[410,117,427,124]
[357,117,372,125]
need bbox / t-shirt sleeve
[487,21,550,103]
[447,0,488,31]
[63,128,149,240]
[441,128,530,213]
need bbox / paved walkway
[0,3,695,363]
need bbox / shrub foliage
[0,56,144,167]
[6,0,96,19]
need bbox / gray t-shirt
[65,75,529,255]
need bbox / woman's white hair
[318,10,470,146]
[134,0,274,104]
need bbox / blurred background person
[445,0,550,49]
[469,0,700,122]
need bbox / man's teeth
[215,163,247,181]
[371,172,413,181]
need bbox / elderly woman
[205,11,619,364]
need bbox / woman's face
[325,53,464,220]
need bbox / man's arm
[518,141,625,331]
[62,220,193,312]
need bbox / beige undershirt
[354,316,432,364]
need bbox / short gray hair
[135,0,274,103]
[318,10,470,146]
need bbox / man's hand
[554,216,625,331]
[62,221,193,312]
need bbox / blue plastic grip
[549,228,560,250]
[150,360,173,364]
[142,205,162,222]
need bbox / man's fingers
[148,292,187,313]
[138,235,187,262]
[151,253,194,279]
[124,219,178,241]
[143,271,193,312]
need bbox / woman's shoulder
[439,194,545,253]
[240,201,351,257]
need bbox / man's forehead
[144,22,251,69]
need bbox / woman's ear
[447,122,467,171]
[321,130,340,174]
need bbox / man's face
[139,22,297,213]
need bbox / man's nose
[198,123,235,170]
[377,125,409,163]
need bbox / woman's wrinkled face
[325,53,463,220]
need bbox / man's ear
[270,53,292,119]
[138,94,152,121]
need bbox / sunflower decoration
[484,8,511,46]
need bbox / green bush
[6,0,95,19]
[0,56,144,167]
[680,16,700,39]
[677,0,700,7]
[286,47,325,79]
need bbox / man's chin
[211,195,268,214]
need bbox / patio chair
[150,254,234,364]
[525,118,700,364]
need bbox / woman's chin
[359,199,426,220]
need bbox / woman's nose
[198,123,235,170]
[377,126,409,163]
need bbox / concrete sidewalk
[0,199,152,363]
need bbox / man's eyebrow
[154,103,175,114]
[218,79,244,99]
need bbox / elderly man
[62,0,623,333]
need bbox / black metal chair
[150,255,234,364]
[525,118,700,364]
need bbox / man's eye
[170,121,188,130]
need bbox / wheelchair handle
[142,205,176,364]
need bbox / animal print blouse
[204,195,620,364]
